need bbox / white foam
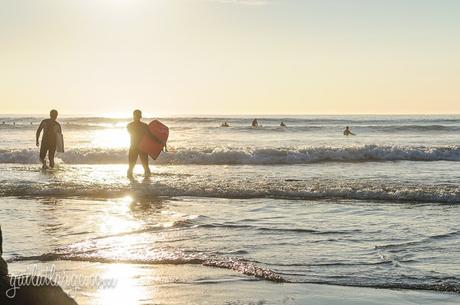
[1,177,459,203]
[1,145,459,165]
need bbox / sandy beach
[6,261,459,305]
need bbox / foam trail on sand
[11,252,287,283]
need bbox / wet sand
[7,261,460,305]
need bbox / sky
[0,0,459,115]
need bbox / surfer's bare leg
[40,156,47,168]
[139,152,150,177]
[48,146,56,168]
[39,143,48,168]
[127,147,138,178]
[127,167,134,178]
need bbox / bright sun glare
[91,129,130,149]
[97,264,150,305]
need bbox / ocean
[1,115,459,304]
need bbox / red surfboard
[138,120,169,160]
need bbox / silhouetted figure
[221,122,230,127]
[36,110,62,169]
[252,119,259,127]
[0,226,7,276]
[0,227,78,305]
[280,122,287,127]
[127,110,163,179]
[343,126,355,136]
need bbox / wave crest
[1,178,459,203]
[1,145,460,165]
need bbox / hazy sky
[1,0,459,115]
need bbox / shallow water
[0,115,459,303]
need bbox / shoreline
[6,261,460,305]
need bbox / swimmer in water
[221,122,230,127]
[343,126,355,136]
[280,122,287,127]
[251,119,259,127]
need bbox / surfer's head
[133,109,142,121]
[50,109,58,120]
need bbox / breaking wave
[1,145,460,165]
[1,178,459,203]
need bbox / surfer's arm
[36,120,45,146]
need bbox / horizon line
[1,113,460,117]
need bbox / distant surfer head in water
[343,126,355,136]
[252,119,259,127]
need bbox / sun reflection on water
[91,128,129,149]
[97,196,137,235]
[96,264,154,305]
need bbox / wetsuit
[37,119,61,167]
[127,121,150,174]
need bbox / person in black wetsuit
[36,110,62,169]
[127,110,163,179]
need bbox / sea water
[0,115,459,303]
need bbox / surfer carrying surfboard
[36,109,62,169]
[127,110,165,179]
